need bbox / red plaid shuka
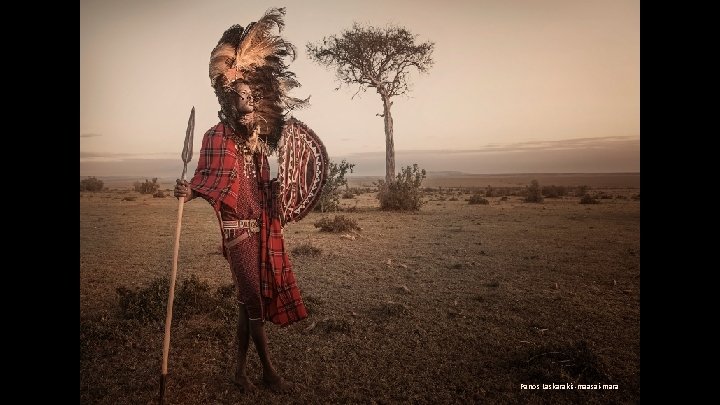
[190,122,307,327]
[259,209,308,326]
[189,123,242,212]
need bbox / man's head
[207,8,308,146]
[230,82,256,115]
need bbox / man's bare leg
[249,319,293,392]
[233,305,257,392]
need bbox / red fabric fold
[190,122,307,327]
[259,211,308,326]
[188,123,240,211]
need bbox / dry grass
[80,175,640,404]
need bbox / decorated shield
[277,117,329,223]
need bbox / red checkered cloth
[190,122,307,327]
[189,123,240,212]
[259,209,308,326]
[258,176,307,326]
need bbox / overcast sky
[80,0,639,177]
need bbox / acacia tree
[307,24,434,183]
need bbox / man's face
[232,82,255,114]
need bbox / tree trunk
[382,96,395,183]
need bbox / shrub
[80,176,104,192]
[520,340,612,385]
[173,274,216,316]
[153,190,166,198]
[579,194,600,204]
[117,277,169,322]
[116,275,234,323]
[376,164,427,211]
[291,243,322,256]
[524,180,544,203]
[316,160,355,212]
[542,185,567,198]
[485,185,495,197]
[575,185,589,197]
[133,178,160,194]
[469,193,489,205]
[313,215,361,233]
[485,186,512,197]
[348,187,364,196]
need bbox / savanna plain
[80,173,640,404]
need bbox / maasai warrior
[174,7,317,393]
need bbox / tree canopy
[306,24,434,99]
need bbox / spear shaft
[160,106,195,404]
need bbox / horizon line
[81,171,640,179]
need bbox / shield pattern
[277,117,329,223]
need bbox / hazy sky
[80,0,639,176]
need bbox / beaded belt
[222,219,260,233]
[222,219,260,249]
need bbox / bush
[117,275,236,323]
[485,185,495,197]
[80,176,104,192]
[524,180,544,203]
[376,164,427,211]
[313,215,361,233]
[116,277,169,322]
[133,178,160,194]
[469,193,489,205]
[153,190,166,198]
[542,185,567,198]
[575,185,589,197]
[579,194,600,204]
[173,274,216,316]
[291,243,322,256]
[316,160,355,212]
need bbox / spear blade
[180,106,195,180]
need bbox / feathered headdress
[209,7,308,151]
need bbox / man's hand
[174,179,194,202]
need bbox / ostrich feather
[208,7,309,152]
[233,8,293,76]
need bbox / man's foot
[263,374,295,393]
[232,373,257,393]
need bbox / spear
[159,106,195,404]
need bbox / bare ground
[80,177,640,404]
